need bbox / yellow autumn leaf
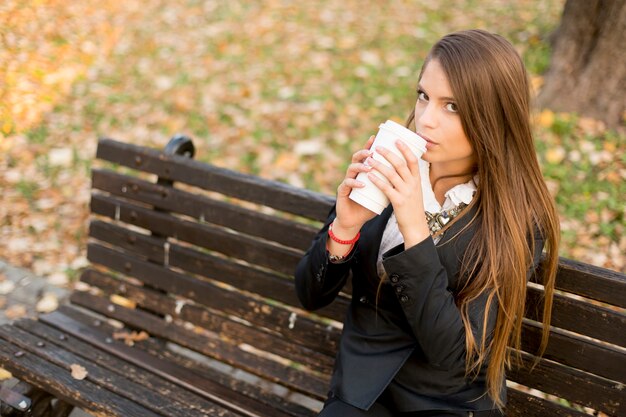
[110,294,137,309]
[113,330,150,346]
[603,142,616,152]
[530,75,544,92]
[2,121,12,135]
[545,147,566,164]
[538,109,555,128]
[0,367,12,380]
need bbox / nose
[416,102,437,130]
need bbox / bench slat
[0,324,224,417]
[508,350,624,416]
[90,220,166,264]
[86,239,349,322]
[525,286,626,347]
[521,320,626,384]
[507,388,591,417]
[90,193,302,277]
[81,268,342,358]
[51,305,317,417]
[92,169,319,251]
[39,309,304,417]
[169,242,350,321]
[96,138,335,221]
[535,257,626,308]
[79,271,335,374]
[13,318,255,417]
[68,291,330,400]
[0,333,165,417]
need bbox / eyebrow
[417,84,456,102]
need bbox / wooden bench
[0,137,624,417]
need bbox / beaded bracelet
[328,221,360,245]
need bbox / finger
[351,148,374,163]
[367,170,398,200]
[337,177,366,196]
[373,145,412,183]
[346,162,373,178]
[365,135,375,150]
[365,156,402,191]
[394,140,420,177]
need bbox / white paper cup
[349,120,427,214]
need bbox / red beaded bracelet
[328,221,361,245]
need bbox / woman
[295,30,560,417]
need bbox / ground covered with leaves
[1,0,624,297]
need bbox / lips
[419,133,439,147]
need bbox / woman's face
[415,59,475,172]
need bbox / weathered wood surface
[506,388,592,417]
[96,138,335,221]
[92,168,319,251]
[67,291,330,399]
[53,305,317,417]
[0,331,167,417]
[80,268,342,358]
[0,324,224,417]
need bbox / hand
[333,135,378,237]
[366,140,430,248]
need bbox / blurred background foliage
[0,0,624,284]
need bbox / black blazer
[295,204,544,412]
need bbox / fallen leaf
[47,272,69,286]
[5,304,27,320]
[545,147,566,164]
[0,367,12,380]
[70,364,88,380]
[538,109,554,128]
[0,280,16,295]
[36,292,59,313]
[110,294,137,309]
[112,330,149,346]
[48,148,74,167]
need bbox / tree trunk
[537,0,626,129]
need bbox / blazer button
[400,295,409,303]
[390,274,399,283]
[395,285,404,294]
[359,296,367,304]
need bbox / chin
[421,153,434,163]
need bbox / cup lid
[379,120,427,152]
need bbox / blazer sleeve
[381,233,545,370]
[294,207,358,311]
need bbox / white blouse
[376,158,477,278]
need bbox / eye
[445,102,458,113]
[417,89,428,102]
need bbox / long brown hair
[406,30,560,409]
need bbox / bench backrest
[78,138,625,417]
